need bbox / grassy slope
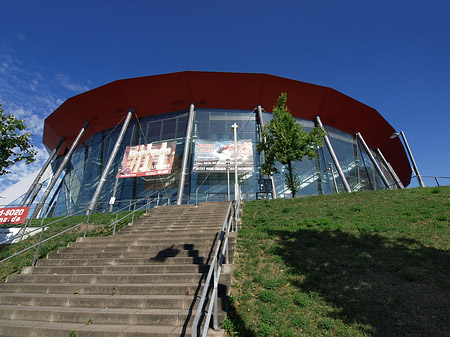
[0,211,143,282]
[229,186,450,337]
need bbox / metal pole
[399,131,425,187]
[26,182,44,207]
[315,116,351,192]
[177,103,195,205]
[20,138,64,207]
[31,122,89,220]
[109,166,122,212]
[131,203,136,223]
[434,177,440,186]
[257,106,277,199]
[356,132,392,189]
[213,263,219,330]
[87,109,133,216]
[32,216,46,266]
[226,159,230,201]
[231,123,239,201]
[376,148,404,189]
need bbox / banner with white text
[0,207,30,224]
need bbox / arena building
[35,71,411,216]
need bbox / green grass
[0,210,144,282]
[228,186,450,337]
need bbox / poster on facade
[193,139,254,172]
[118,141,177,178]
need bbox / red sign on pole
[0,207,30,224]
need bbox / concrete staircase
[0,201,235,336]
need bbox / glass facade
[47,108,396,217]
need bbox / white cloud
[0,49,89,192]
[56,73,89,93]
[15,33,26,42]
[0,145,50,195]
[9,106,45,135]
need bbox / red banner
[0,207,30,224]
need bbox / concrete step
[131,224,223,228]
[45,249,219,260]
[64,241,235,251]
[6,273,212,284]
[36,256,214,266]
[0,201,235,336]
[73,237,220,245]
[106,231,220,238]
[0,293,226,310]
[0,282,204,296]
[0,319,218,337]
[22,264,209,275]
[0,304,226,327]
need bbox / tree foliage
[257,93,326,198]
[0,102,36,176]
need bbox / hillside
[228,186,450,337]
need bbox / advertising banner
[193,139,254,172]
[118,141,176,178]
[0,207,30,224]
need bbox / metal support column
[256,105,277,199]
[398,131,425,187]
[87,109,134,216]
[31,122,89,220]
[19,138,64,206]
[356,132,392,189]
[177,103,195,205]
[376,148,404,189]
[315,116,351,192]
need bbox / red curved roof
[43,71,411,186]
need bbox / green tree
[0,102,36,175]
[257,93,326,198]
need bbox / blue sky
[1,0,449,192]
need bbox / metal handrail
[1,196,158,269]
[83,194,159,237]
[0,208,88,246]
[111,198,155,235]
[195,171,213,206]
[191,198,241,337]
[0,206,88,266]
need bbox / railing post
[32,217,46,266]
[113,212,119,235]
[225,235,229,265]
[83,213,90,237]
[213,262,219,330]
[434,177,440,186]
[131,204,136,223]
